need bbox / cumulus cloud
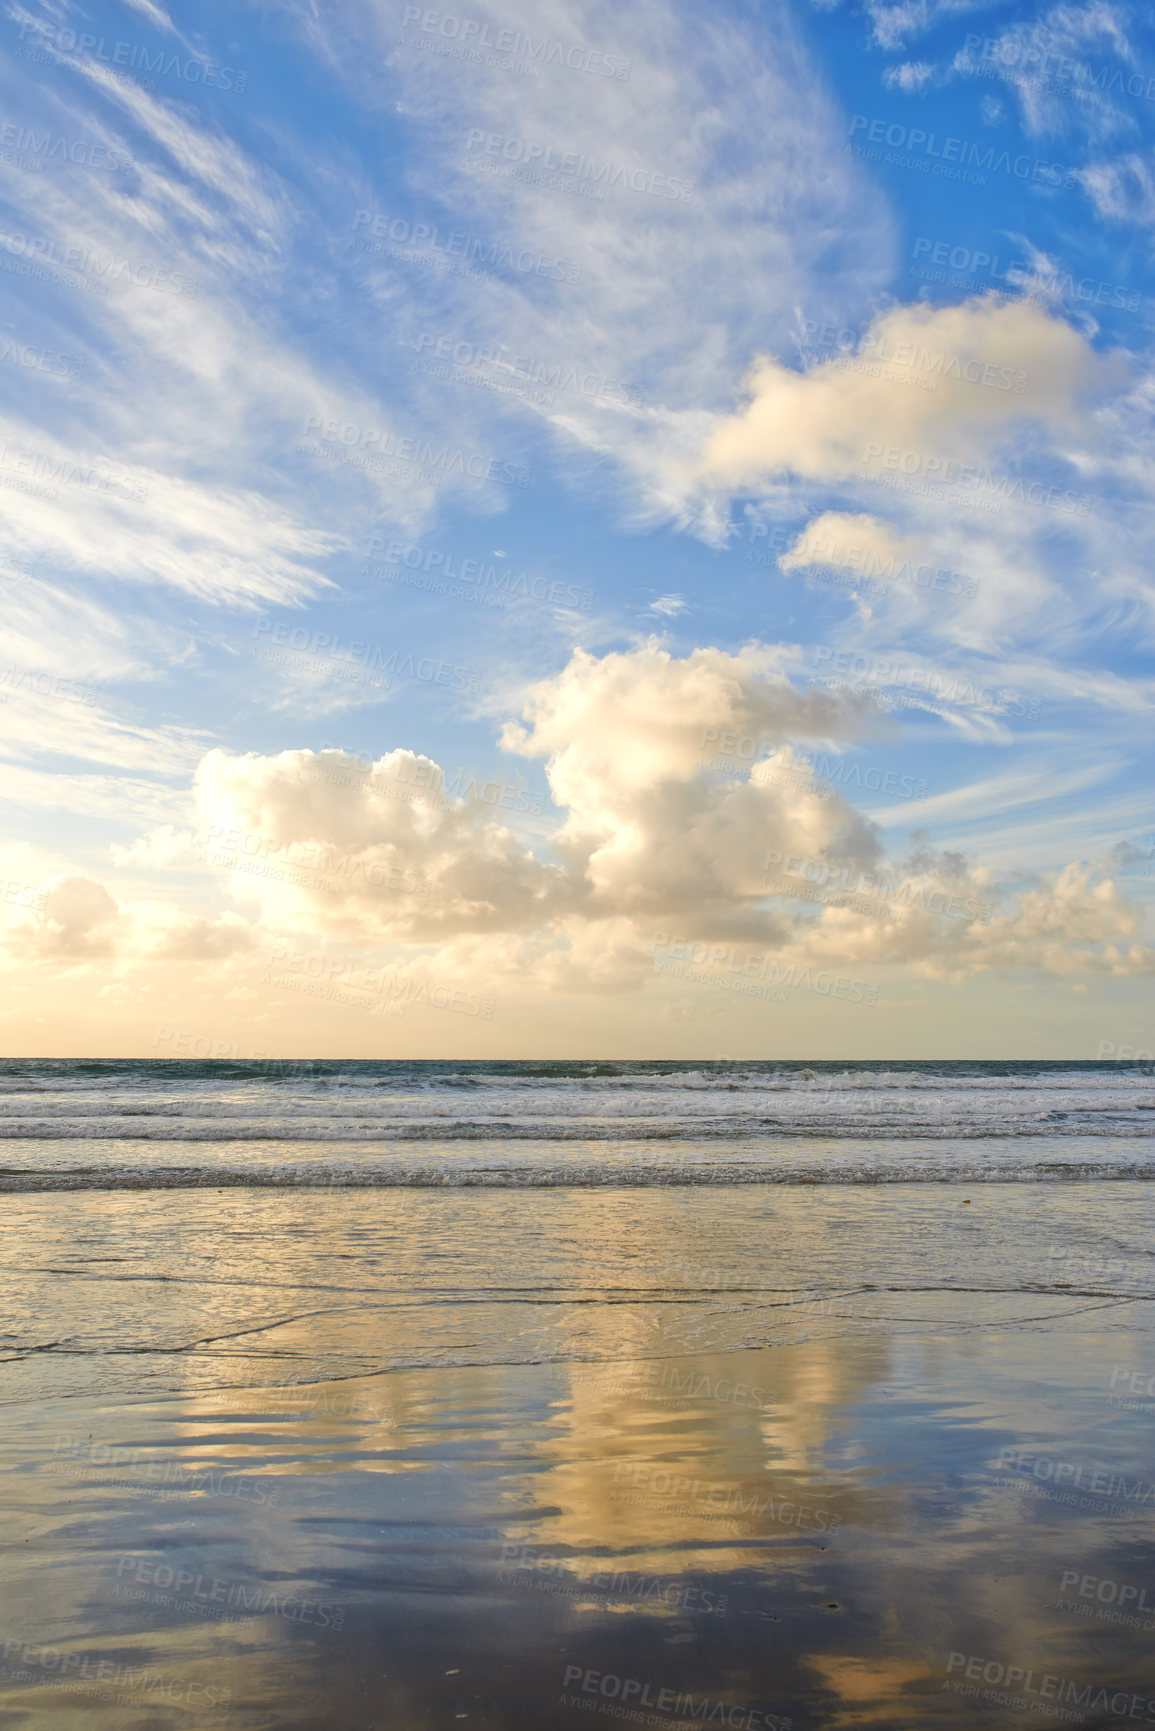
[154,645,880,955]
[781,512,930,577]
[742,839,1155,984]
[775,510,995,627]
[968,863,1155,977]
[502,642,881,930]
[190,745,568,942]
[1,874,254,963]
[698,294,1100,490]
[12,645,1153,993]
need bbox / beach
[5,0,1153,1720]
[1,1061,1154,1727]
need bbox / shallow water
[3,1184,1154,1402]
[2,1064,1153,1727]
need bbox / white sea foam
[0,1060,1149,1185]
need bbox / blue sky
[1,0,1153,1057]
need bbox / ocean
[2,1059,1153,1728]
[1,1057,1153,1187]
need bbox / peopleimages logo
[313,748,545,815]
[962,30,1155,106]
[0,230,197,296]
[610,1462,839,1531]
[651,934,878,1005]
[250,617,482,692]
[1097,1040,1154,1061]
[943,1652,1155,1721]
[812,649,1041,717]
[15,19,248,91]
[0,338,84,378]
[0,1635,230,1712]
[0,668,100,706]
[911,237,1142,311]
[301,414,530,488]
[994,1446,1155,1507]
[559,1666,790,1729]
[114,1557,345,1628]
[591,1361,772,1409]
[1109,1365,1155,1398]
[266,945,497,1020]
[352,209,582,282]
[463,130,695,202]
[413,331,643,408]
[762,852,988,922]
[1,879,46,912]
[499,1547,729,1615]
[48,1433,279,1505]
[0,118,131,173]
[1057,1566,1155,1616]
[401,8,631,79]
[369,540,594,611]
[0,444,147,505]
[861,443,1089,517]
[795,316,1028,393]
[847,115,1076,188]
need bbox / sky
[1,0,1153,1058]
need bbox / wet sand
[2,1184,1154,1728]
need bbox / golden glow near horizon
[1,0,1153,1061]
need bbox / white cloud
[0,873,254,963]
[502,641,882,925]
[0,571,209,774]
[781,511,927,576]
[868,762,1119,829]
[1080,152,1155,227]
[8,643,1152,990]
[119,0,182,34]
[953,2,1140,141]
[0,44,523,618]
[191,745,569,941]
[791,854,1154,981]
[106,646,883,959]
[2,1,1150,1030]
[698,294,1100,490]
[883,61,935,90]
[866,0,932,50]
[0,766,191,828]
[0,572,186,683]
[322,0,898,529]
